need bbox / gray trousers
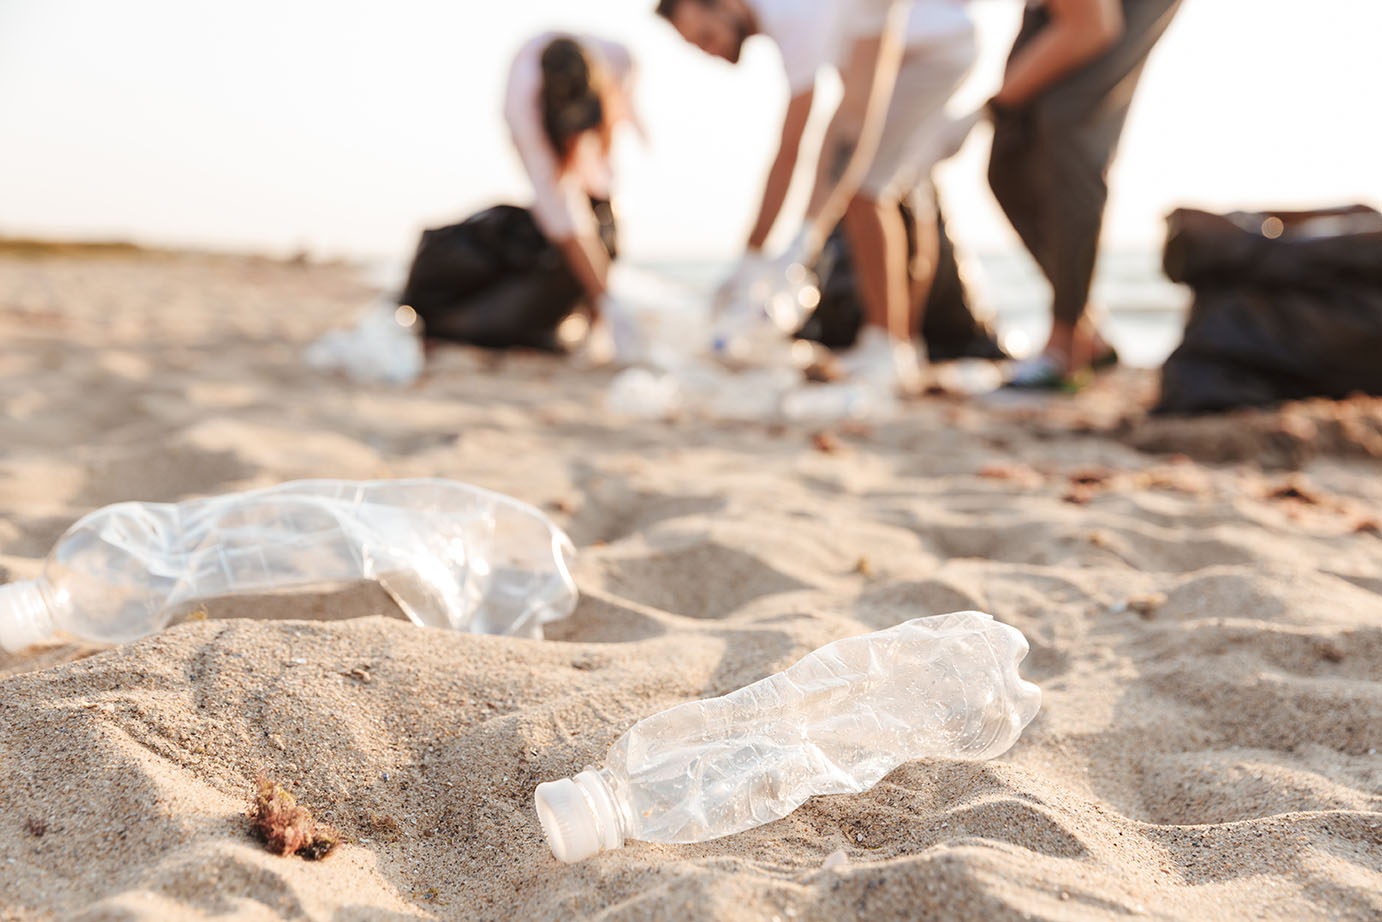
[988,0,1182,327]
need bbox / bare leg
[844,195,910,341]
[907,208,940,335]
[990,0,1182,381]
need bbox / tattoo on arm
[828,136,858,184]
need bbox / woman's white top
[504,33,635,240]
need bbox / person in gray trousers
[986,0,1182,389]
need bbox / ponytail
[540,38,607,165]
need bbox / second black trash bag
[398,200,617,352]
[1155,206,1382,414]
[797,197,1008,362]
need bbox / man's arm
[799,2,908,258]
[992,0,1124,108]
[746,88,815,253]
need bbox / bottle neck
[577,768,628,849]
[0,580,57,653]
[533,768,627,863]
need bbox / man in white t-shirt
[658,0,947,393]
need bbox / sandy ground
[1,250,1380,922]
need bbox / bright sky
[1,1,1379,264]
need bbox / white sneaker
[838,326,927,396]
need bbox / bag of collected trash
[0,479,577,652]
[1155,205,1382,414]
[304,297,425,385]
[398,200,617,351]
[534,610,1040,862]
[798,198,1008,362]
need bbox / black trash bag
[797,197,1008,362]
[1155,205,1382,414]
[398,200,617,352]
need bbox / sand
[1,249,1380,922]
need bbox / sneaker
[1091,344,1120,371]
[1004,342,1118,392]
[1004,351,1088,392]
[839,326,927,396]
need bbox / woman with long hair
[504,33,636,335]
[398,34,636,354]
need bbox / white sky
[1,0,1379,264]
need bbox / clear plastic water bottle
[534,611,1041,862]
[0,479,577,652]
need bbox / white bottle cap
[534,769,624,863]
[0,581,56,653]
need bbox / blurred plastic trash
[0,479,577,652]
[602,263,904,423]
[702,365,800,421]
[711,258,821,367]
[604,265,711,368]
[933,358,1004,395]
[534,611,1041,862]
[606,367,683,418]
[781,381,899,421]
[711,252,773,318]
[305,297,424,385]
[608,357,903,423]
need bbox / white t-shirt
[751,0,972,95]
[749,0,848,96]
[907,0,972,46]
[504,33,635,240]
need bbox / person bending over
[400,34,638,355]
[658,0,929,392]
[507,33,637,338]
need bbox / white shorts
[859,31,978,206]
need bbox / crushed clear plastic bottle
[304,297,424,385]
[534,610,1041,862]
[0,479,577,652]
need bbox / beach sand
[1,250,1380,921]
